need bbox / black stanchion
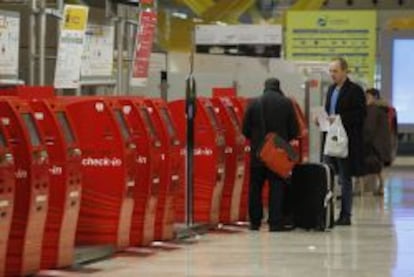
[185,74,196,228]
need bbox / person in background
[368,88,398,166]
[242,78,298,232]
[363,88,392,196]
[324,57,366,226]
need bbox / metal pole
[126,22,135,95]
[185,77,195,228]
[116,5,125,95]
[185,28,196,228]
[39,0,47,85]
[29,0,37,85]
[105,0,113,18]
[56,0,63,13]
[56,0,63,41]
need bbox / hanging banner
[286,11,377,86]
[54,5,89,89]
[0,10,20,79]
[130,10,157,87]
[81,24,115,79]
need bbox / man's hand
[313,115,320,126]
[328,115,337,124]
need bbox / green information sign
[286,11,377,86]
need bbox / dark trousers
[325,156,353,218]
[249,165,285,227]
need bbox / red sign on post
[140,0,154,4]
[130,10,157,87]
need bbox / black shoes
[269,225,294,232]
[249,224,295,232]
[249,224,260,231]
[335,217,351,226]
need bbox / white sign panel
[81,24,115,78]
[0,11,20,77]
[54,5,89,89]
[195,25,282,45]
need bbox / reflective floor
[39,167,414,277]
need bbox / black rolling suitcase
[292,163,335,231]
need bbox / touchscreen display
[140,108,158,138]
[114,109,132,141]
[206,106,220,129]
[56,112,76,144]
[0,130,6,147]
[21,113,42,147]
[226,106,241,131]
[160,108,177,137]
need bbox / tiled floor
[40,168,414,277]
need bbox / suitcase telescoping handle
[323,164,334,230]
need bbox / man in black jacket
[324,57,366,226]
[242,78,299,232]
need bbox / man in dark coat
[324,57,366,226]
[242,78,299,232]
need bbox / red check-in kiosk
[117,98,162,246]
[229,97,250,222]
[2,86,83,269]
[212,89,250,222]
[0,126,15,277]
[169,98,225,225]
[0,98,49,276]
[62,97,136,250]
[36,99,82,269]
[144,98,182,241]
[30,95,81,268]
[210,97,246,224]
[104,98,141,245]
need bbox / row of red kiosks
[0,87,84,276]
[169,98,247,224]
[0,86,183,276]
[63,96,182,247]
[169,98,226,225]
[169,96,252,226]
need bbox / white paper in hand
[311,107,330,132]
